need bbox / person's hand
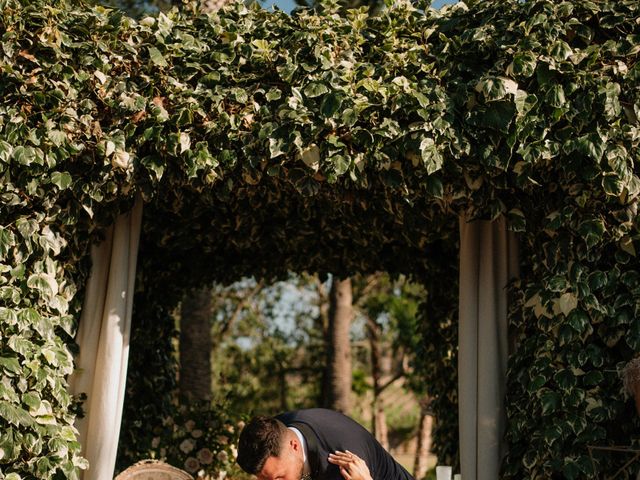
[328,450,372,480]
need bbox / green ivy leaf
[0,357,21,375]
[507,51,537,78]
[582,370,603,386]
[556,292,578,316]
[22,392,41,411]
[475,76,518,101]
[587,271,606,291]
[330,155,349,176]
[269,137,286,159]
[413,92,430,109]
[561,459,580,480]
[568,310,589,335]
[425,175,443,199]
[467,101,516,133]
[303,82,329,98]
[7,336,33,356]
[546,84,566,108]
[419,137,443,174]
[547,275,567,292]
[341,108,357,127]
[50,171,72,190]
[320,93,342,118]
[148,46,168,67]
[0,401,35,427]
[266,88,282,102]
[12,146,37,165]
[602,82,621,119]
[540,390,561,414]
[507,208,526,232]
[27,273,58,300]
[529,374,547,392]
[47,130,67,147]
[542,424,562,445]
[0,140,13,163]
[0,227,16,257]
[577,219,606,248]
[554,369,576,391]
[575,133,605,161]
[0,308,17,326]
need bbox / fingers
[329,450,371,480]
[329,450,370,480]
[328,451,354,466]
[342,451,367,469]
[331,450,353,458]
[340,466,352,480]
[329,453,350,480]
[329,452,359,480]
[331,450,356,460]
[330,451,361,461]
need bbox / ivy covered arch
[1,0,639,478]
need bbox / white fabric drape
[69,199,143,480]
[458,215,519,480]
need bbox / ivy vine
[0,0,638,478]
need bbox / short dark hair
[237,415,289,474]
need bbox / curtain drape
[68,198,143,480]
[458,215,519,480]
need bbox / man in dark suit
[236,408,415,480]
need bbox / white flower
[216,435,228,445]
[151,437,160,448]
[217,450,229,463]
[184,457,200,474]
[191,429,203,439]
[185,419,196,432]
[197,448,214,465]
[180,438,196,454]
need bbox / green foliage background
[1,0,639,478]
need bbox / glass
[435,466,452,480]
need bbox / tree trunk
[278,363,288,412]
[179,286,212,402]
[316,278,332,408]
[413,400,434,480]
[325,276,353,414]
[367,316,389,449]
[374,401,389,450]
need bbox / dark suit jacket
[276,408,414,480]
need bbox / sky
[261,0,457,14]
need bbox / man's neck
[288,426,311,475]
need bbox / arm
[328,451,373,480]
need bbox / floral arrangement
[152,403,245,479]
